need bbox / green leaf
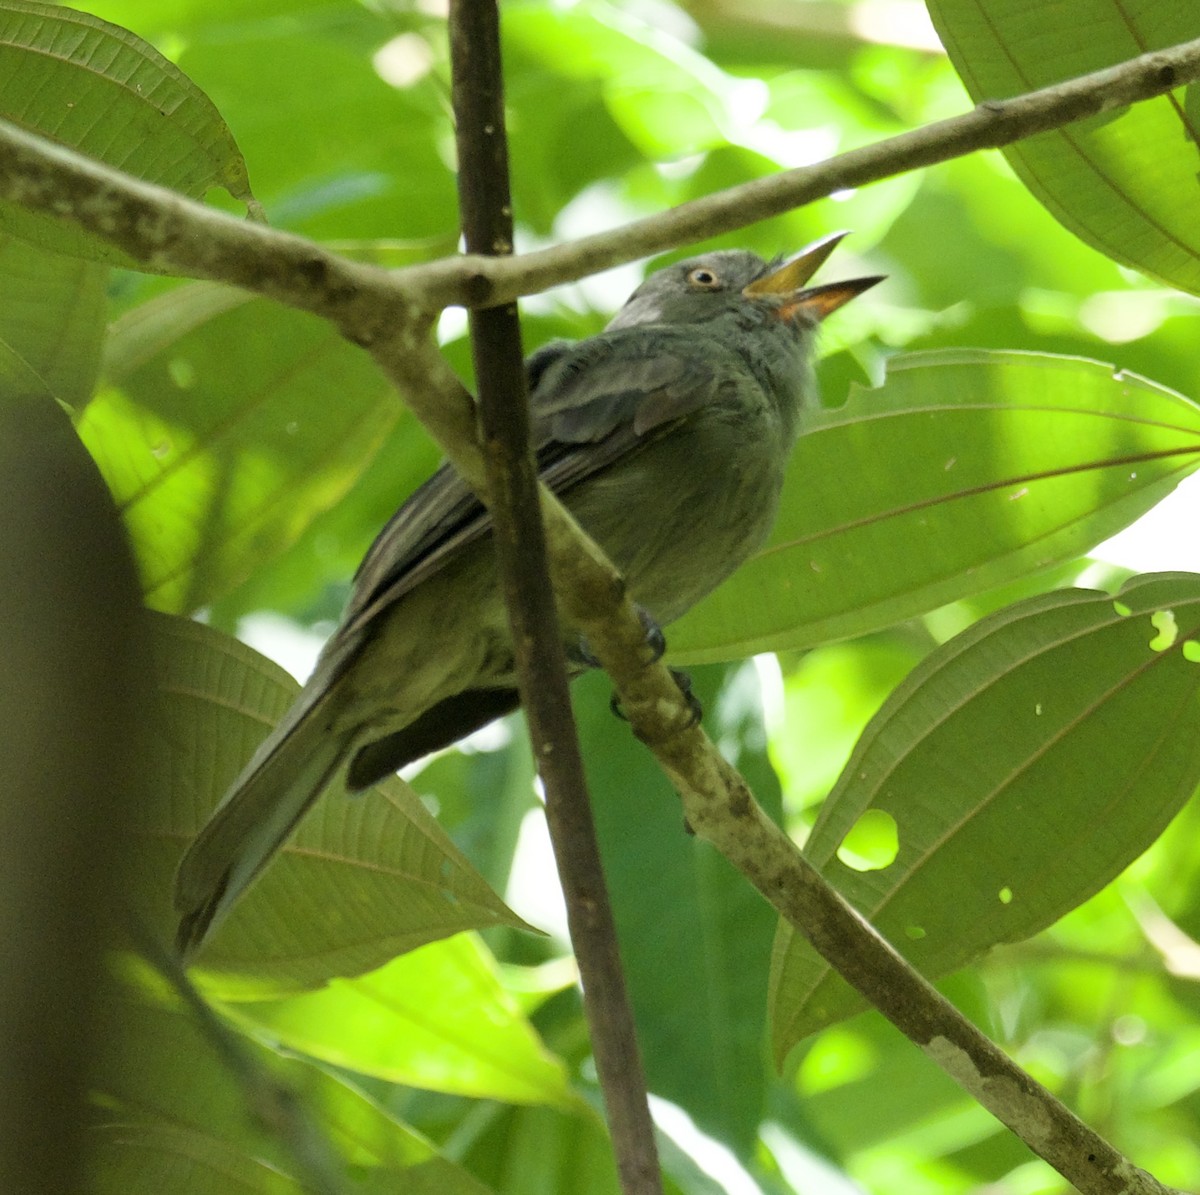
[230,935,575,1107]
[458,1099,702,1195]
[461,1101,684,1195]
[502,3,735,158]
[926,0,1200,294]
[207,396,440,626]
[770,572,1200,1057]
[0,0,259,265]
[88,1122,303,1195]
[173,18,455,244]
[89,974,496,1195]
[0,235,107,407]
[78,283,411,613]
[669,350,1200,663]
[772,634,933,818]
[790,1007,992,1166]
[130,614,528,993]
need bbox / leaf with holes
[770,572,1200,1058]
[129,613,529,994]
[926,0,1200,294]
[671,349,1200,663]
[0,0,259,265]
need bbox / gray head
[607,234,883,334]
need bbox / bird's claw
[669,667,703,728]
[609,688,627,721]
[636,606,666,662]
[569,638,601,670]
[575,604,666,674]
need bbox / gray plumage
[174,243,881,956]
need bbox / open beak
[743,231,884,321]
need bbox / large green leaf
[770,572,1200,1057]
[204,368,441,626]
[230,935,574,1107]
[89,976,496,1195]
[502,3,745,161]
[0,235,106,407]
[78,283,411,614]
[88,1123,302,1195]
[460,1104,626,1195]
[669,350,1200,663]
[172,18,455,245]
[131,614,527,993]
[0,0,259,264]
[926,0,1200,294]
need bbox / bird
[173,233,882,957]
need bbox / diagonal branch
[533,483,1185,1195]
[418,35,1200,307]
[375,336,1182,1195]
[1,37,1199,317]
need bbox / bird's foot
[574,603,666,672]
[609,667,702,728]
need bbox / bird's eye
[687,267,722,290]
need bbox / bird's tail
[173,684,353,960]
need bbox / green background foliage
[4,0,1200,1191]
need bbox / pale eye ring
[687,266,722,290]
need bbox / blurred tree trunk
[0,398,149,1193]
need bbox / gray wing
[338,326,722,642]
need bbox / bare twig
[448,3,662,1191]
[1,37,1198,315]
[419,35,1200,308]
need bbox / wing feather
[338,326,727,642]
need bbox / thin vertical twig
[446,2,663,1192]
